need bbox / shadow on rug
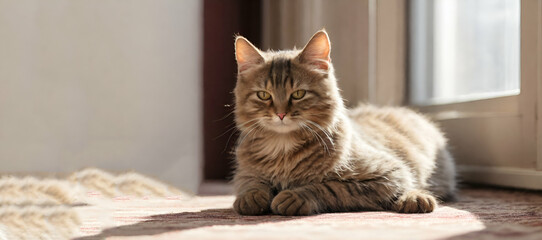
[75,208,305,240]
[75,186,542,240]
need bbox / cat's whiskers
[237,120,263,147]
[238,126,259,147]
[236,118,262,131]
[216,118,258,141]
[223,128,239,153]
[214,108,235,123]
[242,121,264,146]
[223,120,238,130]
[305,120,335,150]
[298,123,322,152]
[299,122,331,156]
[221,118,261,152]
[214,124,238,140]
[248,125,264,145]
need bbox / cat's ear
[298,30,331,71]
[235,36,264,73]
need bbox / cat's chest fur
[238,133,336,189]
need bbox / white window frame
[410,0,542,189]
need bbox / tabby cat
[232,30,456,216]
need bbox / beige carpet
[0,168,185,239]
[72,186,542,240]
[1,171,542,240]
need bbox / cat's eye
[257,91,271,100]
[291,90,306,100]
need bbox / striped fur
[232,30,456,216]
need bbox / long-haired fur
[232,30,456,216]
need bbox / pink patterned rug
[73,186,542,240]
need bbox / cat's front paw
[234,188,272,215]
[394,190,437,213]
[271,190,313,216]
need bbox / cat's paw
[271,190,313,216]
[394,190,438,213]
[233,188,272,215]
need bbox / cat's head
[233,30,343,135]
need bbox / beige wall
[0,0,203,192]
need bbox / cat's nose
[277,113,286,120]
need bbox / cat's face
[234,31,341,135]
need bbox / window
[410,0,542,189]
[411,0,520,105]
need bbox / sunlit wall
[0,0,202,192]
